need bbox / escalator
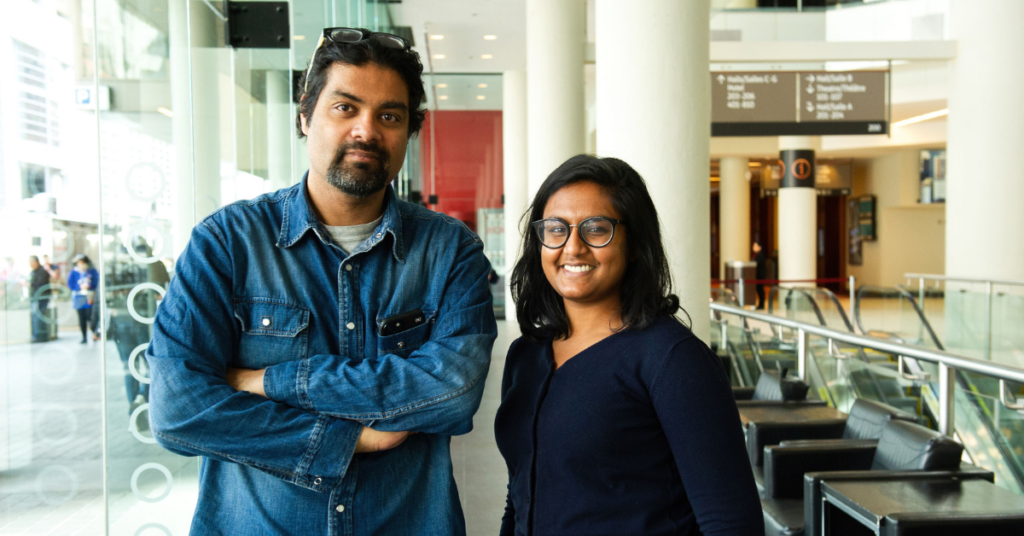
[853,285,1024,495]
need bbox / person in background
[496,155,763,536]
[41,254,61,283]
[107,306,150,411]
[28,255,50,343]
[753,240,766,310]
[68,254,100,344]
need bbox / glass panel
[947,375,1024,495]
[0,0,104,531]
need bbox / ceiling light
[157,107,173,118]
[480,54,493,60]
[478,83,488,88]
[293,35,305,41]
[436,83,448,88]
[483,35,497,40]
[430,35,444,40]
[477,95,486,100]
[892,108,949,128]
[438,95,449,100]
[748,162,761,167]
[433,54,445,59]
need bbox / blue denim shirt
[148,178,497,535]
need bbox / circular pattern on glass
[125,162,167,202]
[50,221,73,263]
[131,463,173,503]
[36,347,77,386]
[124,222,170,265]
[129,403,157,444]
[35,465,78,506]
[133,523,172,536]
[128,343,151,384]
[31,283,74,325]
[127,283,166,324]
[37,406,78,446]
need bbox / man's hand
[354,427,413,453]
[226,367,266,397]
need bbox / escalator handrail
[854,285,945,351]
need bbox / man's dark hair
[296,30,426,138]
[510,154,689,341]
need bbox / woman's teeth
[564,265,593,273]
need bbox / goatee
[325,141,391,198]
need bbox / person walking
[753,241,766,310]
[496,155,763,536]
[67,254,100,343]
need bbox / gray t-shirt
[322,214,384,254]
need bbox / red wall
[419,111,503,229]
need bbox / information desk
[820,478,1024,535]
[738,405,846,428]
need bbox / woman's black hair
[510,154,688,340]
[73,254,92,267]
[296,29,427,138]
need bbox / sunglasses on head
[303,28,412,93]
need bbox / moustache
[334,142,388,164]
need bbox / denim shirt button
[313,477,322,486]
[336,504,345,513]
[344,264,352,272]
[346,322,356,330]
[397,342,405,349]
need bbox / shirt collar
[277,172,406,263]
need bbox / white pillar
[777,136,817,286]
[719,157,750,276]
[503,71,528,326]
[526,0,585,198]
[596,0,711,341]
[266,70,293,191]
[946,0,1024,281]
[169,0,221,258]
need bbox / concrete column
[777,136,817,287]
[719,157,751,277]
[596,0,711,341]
[169,0,221,258]
[526,0,585,198]
[503,71,528,326]
[266,70,292,191]
[947,0,1024,281]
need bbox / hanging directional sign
[711,70,889,137]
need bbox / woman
[495,155,763,536]
[68,254,100,344]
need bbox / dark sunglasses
[303,28,412,93]
[531,216,625,249]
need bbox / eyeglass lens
[536,218,615,248]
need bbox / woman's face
[76,261,87,272]
[540,181,629,310]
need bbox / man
[28,255,50,342]
[41,254,60,282]
[148,28,497,535]
[752,241,766,310]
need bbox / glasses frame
[530,216,626,249]
[303,28,412,93]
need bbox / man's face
[29,258,39,269]
[301,62,411,198]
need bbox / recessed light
[433,54,445,59]
[478,83,488,88]
[293,35,305,41]
[477,95,486,100]
[430,35,444,40]
[436,83,448,88]
[483,35,497,40]
[480,54,493,60]
[157,107,173,117]
[438,95,449,100]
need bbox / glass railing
[714,299,1024,495]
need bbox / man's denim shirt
[148,179,497,535]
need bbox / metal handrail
[712,303,1024,384]
[905,273,1024,287]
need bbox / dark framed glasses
[531,216,625,249]
[303,28,412,93]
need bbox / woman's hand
[355,427,413,453]
[225,367,267,397]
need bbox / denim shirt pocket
[376,310,435,359]
[233,298,310,368]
